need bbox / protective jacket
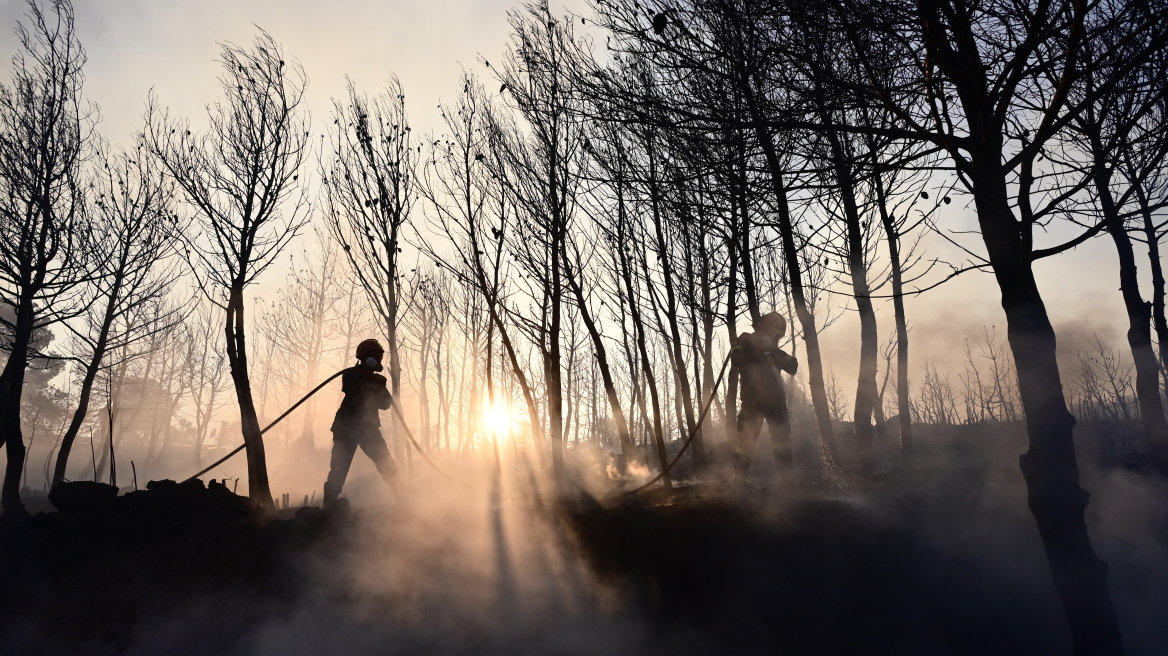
[732,331,798,407]
[330,366,392,435]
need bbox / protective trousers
[323,427,399,506]
[734,400,794,480]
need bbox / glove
[774,351,799,375]
[372,373,387,386]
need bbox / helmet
[755,312,787,337]
[355,339,384,360]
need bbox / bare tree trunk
[562,246,636,460]
[95,359,129,483]
[618,281,649,468]
[105,393,117,488]
[0,0,90,516]
[53,359,104,488]
[696,224,717,462]
[142,369,169,476]
[387,304,407,473]
[825,130,878,474]
[1132,178,1168,389]
[564,337,576,449]
[642,143,700,469]
[874,171,913,460]
[0,296,35,514]
[52,278,123,487]
[976,171,1122,654]
[724,227,740,444]
[1091,160,1168,472]
[437,330,451,453]
[422,326,436,448]
[734,137,761,323]
[484,290,547,464]
[474,191,547,465]
[225,285,273,508]
[546,225,566,480]
[621,228,671,489]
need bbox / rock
[114,478,258,519]
[294,505,324,521]
[49,481,119,515]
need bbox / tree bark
[94,359,129,483]
[696,227,717,465]
[619,214,671,489]
[51,269,127,488]
[386,292,406,474]
[1131,177,1168,390]
[0,294,35,515]
[724,213,741,444]
[644,148,700,467]
[225,285,273,509]
[823,128,878,475]
[629,286,671,490]
[562,246,636,459]
[976,168,1122,655]
[873,170,914,460]
[53,361,103,487]
[1091,160,1168,473]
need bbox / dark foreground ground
[1,421,1166,656]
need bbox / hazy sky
[0,0,582,140]
[0,0,1137,385]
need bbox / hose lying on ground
[182,352,733,502]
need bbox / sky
[0,0,1139,391]
[0,0,561,141]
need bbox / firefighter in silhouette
[323,339,406,508]
[731,312,799,483]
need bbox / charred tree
[492,3,589,479]
[146,31,309,509]
[826,0,1168,649]
[51,145,180,488]
[1071,67,1168,472]
[0,0,93,515]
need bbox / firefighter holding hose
[322,339,407,508]
[731,312,799,485]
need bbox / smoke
[3,416,1166,655]
[126,459,663,656]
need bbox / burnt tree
[146,31,309,509]
[0,0,93,515]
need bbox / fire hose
[184,352,733,502]
[183,369,348,483]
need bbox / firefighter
[731,312,799,484]
[323,339,406,508]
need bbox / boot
[322,486,340,509]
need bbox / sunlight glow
[482,400,512,437]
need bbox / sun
[482,400,512,436]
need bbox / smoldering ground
[1,418,1165,656]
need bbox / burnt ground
[0,422,1166,656]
